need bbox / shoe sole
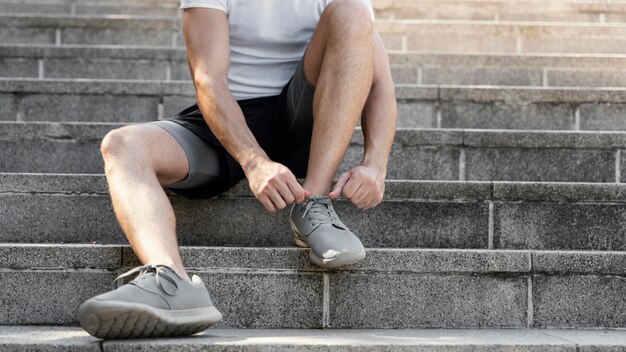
[78,300,222,339]
[291,224,366,268]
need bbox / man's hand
[245,159,309,213]
[329,165,385,209]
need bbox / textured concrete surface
[549,70,626,88]
[0,94,16,120]
[494,203,626,250]
[0,58,38,78]
[6,326,626,352]
[329,273,528,328]
[0,270,116,324]
[60,28,173,46]
[532,251,626,275]
[20,94,159,122]
[533,275,626,328]
[580,103,626,131]
[197,272,324,328]
[0,244,120,269]
[440,102,575,130]
[44,58,168,80]
[396,101,437,128]
[465,148,615,182]
[423,67,542,86]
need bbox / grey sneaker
[289,196,366,268]
[78,264,222,339]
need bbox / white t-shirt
[180,0,375,100]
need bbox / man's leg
[301,0,374,195]
[100,124,190,281]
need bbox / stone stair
[1,0,626,350]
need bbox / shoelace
[114,264,179,296]
[301,196,343,227]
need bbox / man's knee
[101,127,140,162]
[323,0,372,37]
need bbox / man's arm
[329,30,397,209]
[183,8,307,212]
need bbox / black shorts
[148,54,315,199]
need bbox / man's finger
[351,188,370,207]
[286,177,306,204]
[276,181,296,205]
[258,196,277,213]
[329,172,351,199]
[342,178,362,199]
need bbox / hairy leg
[301,0,375,196]
[101,124,191,281]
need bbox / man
[78,0,396,340]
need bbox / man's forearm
[360,80,397,175]
[194,79,269,171]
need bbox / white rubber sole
[78,300,222,339]
[291,225,366,268]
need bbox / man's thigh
[147,120,233,199]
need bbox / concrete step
[3,173,626,251]
[1,121,625,181]
[4,45,626,90]
[0,0,179,17]
[2,78,626,131]
[376,20,626,54]
[2,14,626,54]
[2,244,626,328]
[4,0,625,24]
[3,326,626,352]
[373,0,626,23]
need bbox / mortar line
[15,95,23,122]
[516,36,522,54]
[616,150,622,183]
[459,148,466,181]
[542,68,548,87]
[488,201,494,249]
[166,61,172,81]
[158,103,164,120]
[172,31,178,48]
[70,3,76,15]
[599,13,606,23]
[574,107,581,131]
[55,29,62,46]
[527,253,534,328]
[38,59,44,79]
[323,273,330,328]
[401,35,407,52]
[417,66,423,85]
[436,106,442,129]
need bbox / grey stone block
[494,203,626,251]
[162,95,196,117]
[44,58,168,80]
[0,28,55,45]
[548,70,626,88]
[440,102,575,130]
[0,194,126,244]
[532,251,626,275]
[0,3,71,14]
[0,94,16,120]
[61,28,173,46]
[0,270,115,324]
[197,271,323,328]
[380,34,403,50]
[170,60,192,81]
[383,180,492,201]
[465,148,615,182]
[335,200,489,249]
[533,275,626,328]
[407,34,516,53]
[20,94,159,122]
[437,86,626,104]
[423,67,542,86]
[523,37,626,55]
[0,58,38,78]
[622,151,626,184]
[0,173,108,194]
[0,326,99,352]
[75,5,178,17]
[383,146,460,180]
[579,103,626,131]
[0,140,103,173]
[0,244,120,269]
[329,273,528,328]
[493,182,626,203]
[390,66,418,84]
[396,101,437,128]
